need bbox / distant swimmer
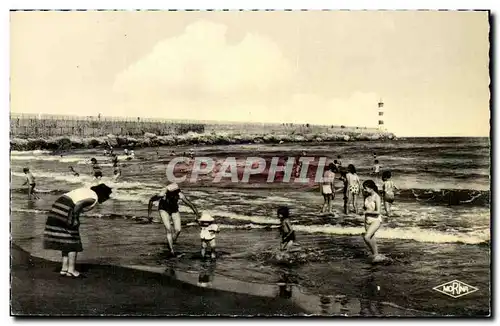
[278,206,295,251]
[372,160,381,178]
[69,166,80,177]
[90,158,102,181]
[113,162,122,182]
[337,155,343,167]
[126,150,135,161]
[362,180,385,263]
[148,183,200,256]
[382,171,399,217]
[198,212,220,260]
[346,164,361,214]
[22,168,40,200]
[320,163,337,214]
[43,183,112,278]
[111,153,118,166]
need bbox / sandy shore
[10,243,305,316]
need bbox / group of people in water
[21,148,400,278]
[318,153,398,262]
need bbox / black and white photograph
[8,9,491,317]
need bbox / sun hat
[199,212,214,223]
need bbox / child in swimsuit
[198,212,219,259]
[372,160,381,179]
[320,163,336,214]
[278,206,295,251]
[362,180,384,263]
[113,163,121,182]
[382,170,398,217]
[346,164,361,214]
[22,168,40,200]
[90,158,102,179]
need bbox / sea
[10,137,491,316]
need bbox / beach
[10,138,491,316]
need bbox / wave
[11,207,488,245]
[397,188,490,206]
[11,169,490,207]
[10,150,52,155]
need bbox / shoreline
[10,243,306,316]
[10,130,396,152]
[11,242,426,316]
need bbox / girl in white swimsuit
[346,164,361,214]
[362,180,385,263]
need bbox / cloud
[112,20,380,128]
[113,21,293,105]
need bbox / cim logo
[433,280,478,298]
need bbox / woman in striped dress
[43,183,112,278]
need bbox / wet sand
[10,243,305,316]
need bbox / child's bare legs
[209,239,216,259]
[351,192,358,214]
[327,196,332,213]
[363,220,381,257]
[28,184,39,200]
[282,240,293,251]
[321,195,328,213]
[384,200,392,217]
[201,240,207,258]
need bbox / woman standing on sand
[362,180,385,263]
[43,183,112,278]
[346,164,362,214]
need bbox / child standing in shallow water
[198,213,219,259]
[382,171,398,217]
[22,168,40,200]
[278,206,296,251]
[346,164,362,214]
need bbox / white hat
[199,212,214,222]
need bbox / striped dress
[43,188,97,252]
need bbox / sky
[10,10,490,136]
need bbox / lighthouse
[378,99,384,131]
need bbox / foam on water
[10,150,52,156]
[11,206,488,244]
[293,224,489,244]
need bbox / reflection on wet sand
[124,261,424,316]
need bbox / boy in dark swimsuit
[148,183,200,256]
[90,158,102,181]
[278,206,295,251]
